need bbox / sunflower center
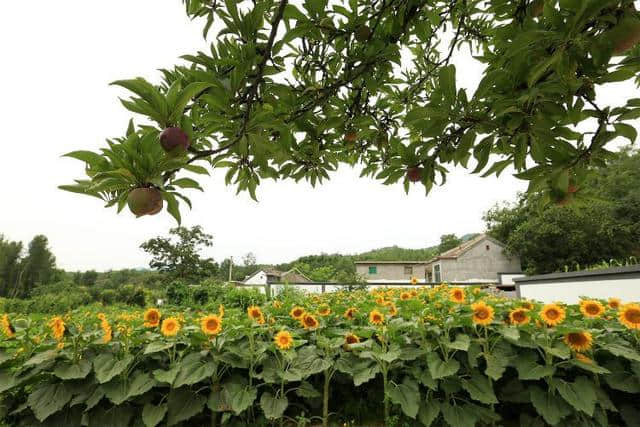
[567,333,586,345]
[586,304,600,315]
[475,309,489,319]
[207,319,218,330]
[513,311,526,322]
[546,309,559,319]
[625,309,640,323]
[166,323,175,331]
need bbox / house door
[433,264,441,283]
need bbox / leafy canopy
[61,0,640,222]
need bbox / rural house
[243,267,313,285]
[355,234,522,284]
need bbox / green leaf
[441,402,477,427]
[24,349,59,366]
[443,334,470,351]
[153,366,180,384]
[27,383,72,422]
[555,377,596,416]
[173,357,216,388]
[143,404,167,427]
[53,359,92,380]
[167,388,206,426]
[144,341,174,355]
[512,351,554,380]
[418,399,440,427]
[168,82,214,124]
[529,386,571,425]
[461,373,498,404]
[427,352,460,379]
[93,354,134,384]
[171,177,203,191]
[602,342,640,361]
[229,385,257,415]
[127,371,156,399]
[439,65,457,107]
[260,392,288,420]
[484,353,508,380]
[63,150,107,165]
[296,381,321,399]
[614,123,638,143]
[387,378,420,419]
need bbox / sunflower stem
[322,369,330,427]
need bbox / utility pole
[228,256,233,282]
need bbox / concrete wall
[355,263,429,281]
[515,265,640,304]
[440,238,521,282]
[244,271,267,285]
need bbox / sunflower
[218,305,225,319]
[274,330,293,350]
[201,315,222,336]
[369,309,385,325]
[608,298,621,310]
[449,288,465,304]
[574,353,593,364]
[301,313,319,330]
[520,301,534,310]
[540,304,566,327]
[247,306,263,321]
[161,317,181,337]
[471,302,494,326]
[580,300,605,318]
[509,308,530,325]
[400,292,411,301]
[410,277,418,285]
[143,308,161,328]
[290,306,305,320]
[100,317,112,344]
[272,300,282,309]
[50,317,65,341]
[564,331,593,352]
[619,304,640,330]
[317,305,331,316]
[345,333,360,345]
[344,307,357,320]
[375,297,386,305]
[1,314,15,339]
[388,303,398,317]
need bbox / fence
[514,264,640,303]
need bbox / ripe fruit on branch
[344,131,358,143]
[603,16,640,55]
[355,25,371,42]
[160,127,190,156]
[406,166,422,182]
[127,187,163,217]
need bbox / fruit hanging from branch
[127,187,163,217]
[59,0,640,222]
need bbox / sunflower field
[1,285,640,426]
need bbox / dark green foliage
[485,147,640,274]
[140,226,218,283]
[438,234,463,254]
[0,234,57,298]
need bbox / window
[368,266,377,275]
[485,244,490,251]
[404,266,413,275]
[433,264,441,283]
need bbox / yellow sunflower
[410,277,418,285]
[272,300,282,309]
[345,333,360,345]
[580,300,605,318]
[400,292,411,301]
[218,305,225,319]
[317,305,331,316]
[619,304,640,330]
[201,315,222,336]
[369,309,385,325]
[302,313,319,330]
[50,317,65,341]
[143,308,161,328]
[471,302,494,326]
[449,288,465,304]
[608,298,621,310]
[274,330,293,350]
[344,307,357,320]
[521,301,534,310]
[509,308,530,325]
[540,304,566,327]
[1,314,15,339]
[100,317,112,344]
[161,317,181,337]
[290,306,305,320]
[575,353,593,364]
[247,306,263,322]
[564,331,593,352]
[388,303,398,317]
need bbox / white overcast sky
[0,1,637,272]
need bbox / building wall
[244,271,267,285]
[355,263,429,281]
[440,238,521,282]
[518,278,640,304]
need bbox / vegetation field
[1,286,640,426]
